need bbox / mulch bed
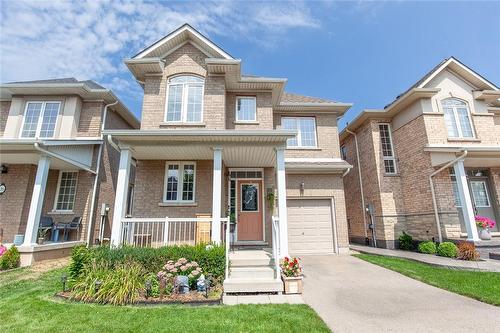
[55,289,222,306]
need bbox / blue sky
[1,1,499,128]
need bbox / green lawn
[354,253,500,306]
[0,267,329,333]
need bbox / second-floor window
[165,75,204,123]
[21,101,60,138]
[236,96,257,122]
[379,123,397,174]
[282,117,317,148]
[441,98,474,138]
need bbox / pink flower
[475,215,496,229]
[180,265,188,272]
[0,245,6,257]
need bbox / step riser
[230,269,275,279]
[230,258,272,267]
[224,281,283,293]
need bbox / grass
[354,253,500,306]
[0,267,329,333]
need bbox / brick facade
[0,101,11,136]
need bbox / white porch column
[276,147,289,257]
[23,155,51,246]
[211,147,223,243]
[453,160,480,242]
[110,147,132,247]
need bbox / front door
[469,176,499,232]
[237,180,263,240]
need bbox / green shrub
[72,261,145,305]
[418,241,437,254]
[89,243,225,282]
[437,242,458,258]
[399,232,413,251]
[69,245,91,281]
[0,246,20,270]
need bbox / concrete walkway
[301,255,500,333]
[351,244,500,272]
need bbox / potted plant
[475,215,496,240]
[280,257,303,294]
[37,229,49,245]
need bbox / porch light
[145,280,152,299]
[95,280,102,293]
[60,274,67,292]
[0,164,7,174]
[475,171,483,177]
[300,182,305,192]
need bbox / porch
[0,139,99,265]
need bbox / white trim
[164,75,205,124]
[19,101,61,139]
[470,180,491,208]
[235,96,257,122]
[53,170,79,212]
[211,148,223,243]
[134,25,233,60]
[378,123,397,175]
[281,116,318,148]
[162,161,197,203]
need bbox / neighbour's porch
[0,139,99,265]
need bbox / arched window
[165,75,204,123]
[441,98,474,138]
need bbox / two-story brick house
[341,57,500,249]
[0,78,139,265]
[104,24,352,292]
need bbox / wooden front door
[237,180,263,241]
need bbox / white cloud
[0,0,321,94]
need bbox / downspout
[86,100,118,246]
[429,150,467,243]
[345,129,368,238]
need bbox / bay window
[165,75,204,123]
[282,117,317,148]
[20,101,60,138]
[164,162,196,202]
[441,98,474,138]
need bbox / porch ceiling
[426,146,500,168]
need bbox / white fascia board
[285,158,346,163]
[424,145,500,152]
[103,129,297,137]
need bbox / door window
[470,181,490,207]
[241,184,258,212]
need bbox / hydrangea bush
[475,215,496,229]
[157,258,202,288]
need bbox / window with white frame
[236,96,256,122]
[165,75,204,123]
[449,168,461,207]
[21,101,60,138]
[379,123,397,174]
[164,162,196,202]
[281,117,317,148]
[54,171,78,211]
[441,98,474,138]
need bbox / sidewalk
[350,244,500,272]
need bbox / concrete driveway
[300,255,500,333]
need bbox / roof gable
[133,24,233,60]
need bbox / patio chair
[55,217,82,241]
[38,216,54,241]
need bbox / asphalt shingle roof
[280,92,337,104]
[5,77,106,90]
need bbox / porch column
[276,147,289,257]
[453,160,480,242]
[23,155,51,246]
[211,147,223,243]
[110,147,132,247]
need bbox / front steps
[224,250,283,294]
[474,239,500,260]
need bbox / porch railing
[120,217,230,248]
[271,216,280,280]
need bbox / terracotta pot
[282,275,303,294]
[479,228,491,240]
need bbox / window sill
[383,173,400,177]
[159,122,206,127]
[158,202,198,207]
[286,147,321,151]
[234,121,259,125]
[48,211,75,215]
[447,138,481,143]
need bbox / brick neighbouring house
[340,57,500,249]
[0,78,139,266]
[104,24,352,293]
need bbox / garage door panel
[287,199,335,255]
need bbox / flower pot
[479,228,491,240]
[37,237,45,245]
[282,275,303,294]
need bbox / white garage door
[287,199,335,255]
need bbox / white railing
[272,216,280,280]
[224,218,231,280]
[120,217,229,248]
